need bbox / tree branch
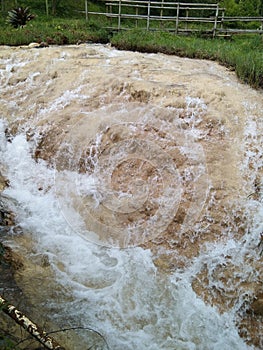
[0,295,65,350]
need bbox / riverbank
[111,29,263,90]
[0,17,262,90]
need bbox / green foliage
[238,0,262,16]
[220,0,263,16]
[0,17,109,46]
[219,0,239,16]
[1,0,263,18]
[7,7,35,28]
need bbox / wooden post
[213,4,219,38]
[147,0,150,31]
[109,4,113,26]
[221,8,225,29]
[45,0,49,16]
[160,0,164,18]
[175,2,180,34]
[186,8,189,30]
[118,0,121,30]
[85,0,88,21]
[160,0,164,28]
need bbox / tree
[238,0,260,16]
[219,0,239,16]
[220,0,263,16]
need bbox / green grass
[0,17,109,46]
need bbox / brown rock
[251,293,263,315]
[0,173,9,191]
[38,41,49,48]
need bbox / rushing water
[0,44,262,349]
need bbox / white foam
[0,116,255,349]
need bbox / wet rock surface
[251,292,263,316]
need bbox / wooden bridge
[83,1,263,37]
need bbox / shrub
[7,7,35,28]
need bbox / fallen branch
[0,295,65,350]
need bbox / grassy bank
[111,30,263,89]
[0,17,109,45]
[0,15,262,89]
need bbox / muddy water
[0,44,262,349]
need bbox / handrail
[85,1,263,36]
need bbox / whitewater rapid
[0,44,262,349]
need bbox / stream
[0,43,262,349]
